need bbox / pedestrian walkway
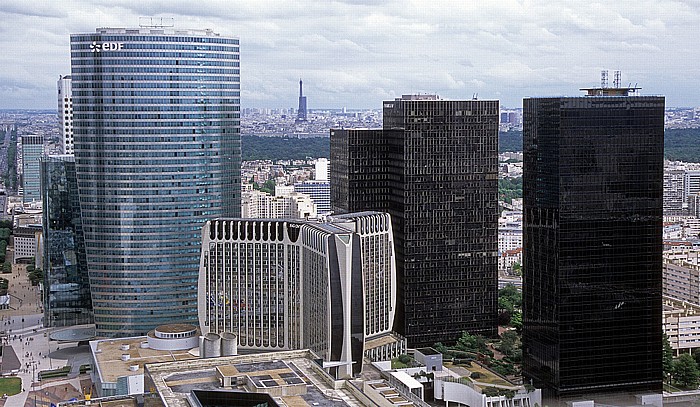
[0,257,89,407]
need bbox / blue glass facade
[70,28,240,337]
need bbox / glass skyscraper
[522,90,664,396]
[70,27,240,337]
[22,135,44,204]
[42,155,93,327]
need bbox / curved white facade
[198,212,396,378]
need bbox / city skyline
[1,0,699,110]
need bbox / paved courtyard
[0,258,92,407]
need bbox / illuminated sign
[90,41,124,53]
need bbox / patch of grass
[466,364,512,387]
[0,377,22,396]
[664,382,683,393]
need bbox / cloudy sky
[1,0,698,109]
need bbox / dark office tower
[522,87,664,396]
[331,95,499,346]
[71,27,240,337]
[42,155,93,327]
[297,79,307,122]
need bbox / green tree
[456,332,488,354]
[511,262,522,276]
[510,312,522,333]
[498,330,520,358]
[498,284,522,313]
[253,180,277,195]
[674,354,700,389]
[664,334,674,380]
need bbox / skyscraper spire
[297,78,307,122]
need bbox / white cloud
[0,0,698,108]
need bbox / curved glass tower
[70,27,240,337]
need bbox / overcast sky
[1,0,698,109]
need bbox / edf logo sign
[90,41,124,52]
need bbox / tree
[498,330,520,357]
[456,332,488,354]
[498,284,522,313]
[664,334,674,380]
[674,354,700,389]
[511,262,522,276]
[510,312,522,333]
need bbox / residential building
[686,170,700,204]
[315,157,329,181]
[240,187,316,219]
[57,75,74,154]
[71,27,241,337]
[293,180,330,215]
[664,296,700,356]
[198,212,401,378]
[523,87,664,395]
[663,249,700,304]
[331,95,499,346]
[41,155,93,327]
[21,135,44,204]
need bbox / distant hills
[242,128,700,162]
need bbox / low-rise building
[89,324,199,398]
[499,248,522,273]
[241,187,317,219]
[663,249,700,304]
[664,296,700,356]
[13,225,41,263]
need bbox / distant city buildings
[240,184,317,219]
[523,87,664,395]
[57,75,73,154]
[198,212,402,378]
[71,27,241,337]
[331,95,499,346]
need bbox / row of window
[71,35,239,45]
[72,43,238,52]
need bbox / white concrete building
[57,75,74,155]
[241,187,317,219]
[663,249,700,304]
[664,296,700,356]
[199,212,401,378]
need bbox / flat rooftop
[146,349,363,407]
[91,336,197,384]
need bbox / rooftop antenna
[601,70,609,89]
[613,70,621,88]
[139,17,175,28]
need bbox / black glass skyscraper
[71,27,240,337]
[331,95,499,346]
[522,89,664,395]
